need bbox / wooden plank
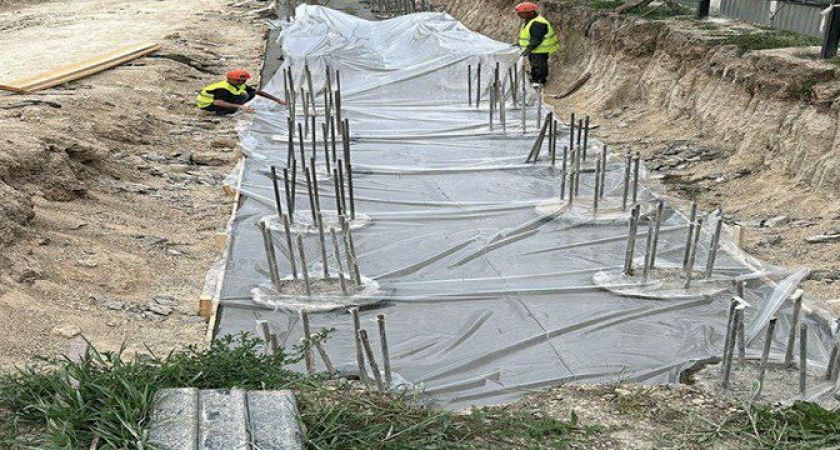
[205,159,247,343]
[0,42,160,93]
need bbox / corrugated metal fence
[718,0,826,37]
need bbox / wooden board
[0,42,160,93]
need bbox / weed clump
[0,334,589,449]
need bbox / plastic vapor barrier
[213,6,839,408]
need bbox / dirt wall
[445,0,840,191]
[443,0,840,304]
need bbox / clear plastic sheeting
[213,6,838,408]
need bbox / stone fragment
[52,325,82,339]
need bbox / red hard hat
[226,69,252,81]
[514,2,539,13]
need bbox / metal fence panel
[772,2,824,37]
[721,0,771,26]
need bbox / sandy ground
[0,0,271,367]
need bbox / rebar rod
[684,218,704,288]
[757,317,777,397]
[785,290,805,366]
[330,227,349,295]
[631,153,640,205]
[520,63,526,133]
[526,111,551,162]
[582,116,590,161]
[332,167,343,217]
[682,202,698,269]
[337,160,348,214]
[305,63,315,117]
[259,221,282,290]
[737,308,747,366]
[322,123,331,173]
[623,204,641,275]
[313,338,335,372]
[283,169,294,214]
[704,210,724,278]
[467,64,472,106]
[720,298,737,376]
[621,152,631,211]
[296,234,312,296]
[297,122,306,166]
[567,148,575,207]
[377,314,392,387]
[599,145,607,199]
[476,62,481,108]
[649,200,664,269]
[338,215,357,286]
[282,213,298,279]
[642,220,654,282]
[300,311,314,374]
[799,323,808,395]
[317,212,329,279]
[270,166,284,218]
[359,329,385,391]
[593,158,602,216]
[303,167,317,225]
[256,320,274,356]
[722,301,740,389]
[350,307,369,386]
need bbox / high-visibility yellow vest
[519,15,560,54]
[196,80,247,109]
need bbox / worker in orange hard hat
[196,69,287,115]
[514,2,560,85]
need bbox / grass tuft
[0,334,591,449]
[715,30,820,53]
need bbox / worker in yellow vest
[196,69,286,115]
[515,2,560,85]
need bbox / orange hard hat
[514,2,539,13]
[226,69,252,81]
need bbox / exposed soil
[442,0,840,308]
[0,0,271,367]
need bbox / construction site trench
[3,0,840,446]
[208,1,840,410]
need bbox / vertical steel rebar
[785,290,805,366]
[300,311,314,374]
[593,158,602,216]
[330,227,349,295]
[623,204,641,275]
[757,317,778,397]
[649,200,664,269]
[350,307,369,386]
[296,234,312,296]
[283,214,298,279]
[270,166,284,218]
[621,152,631,211]
[684,218,704,288]
[704,210,724,278]
[582,116,590,161]
[799,323,808,395]
[682,202,698,269]
[359,329,385,391]
[631,153,640,205]
[377,314,392,387]
[259,221,281,291]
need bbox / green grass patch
[586,0,623,10]
[714,30,821,52]
[0,335,595,449]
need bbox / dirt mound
[0,0,269,367]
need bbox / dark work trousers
[201,104,239,116]
[528,53,549,85]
